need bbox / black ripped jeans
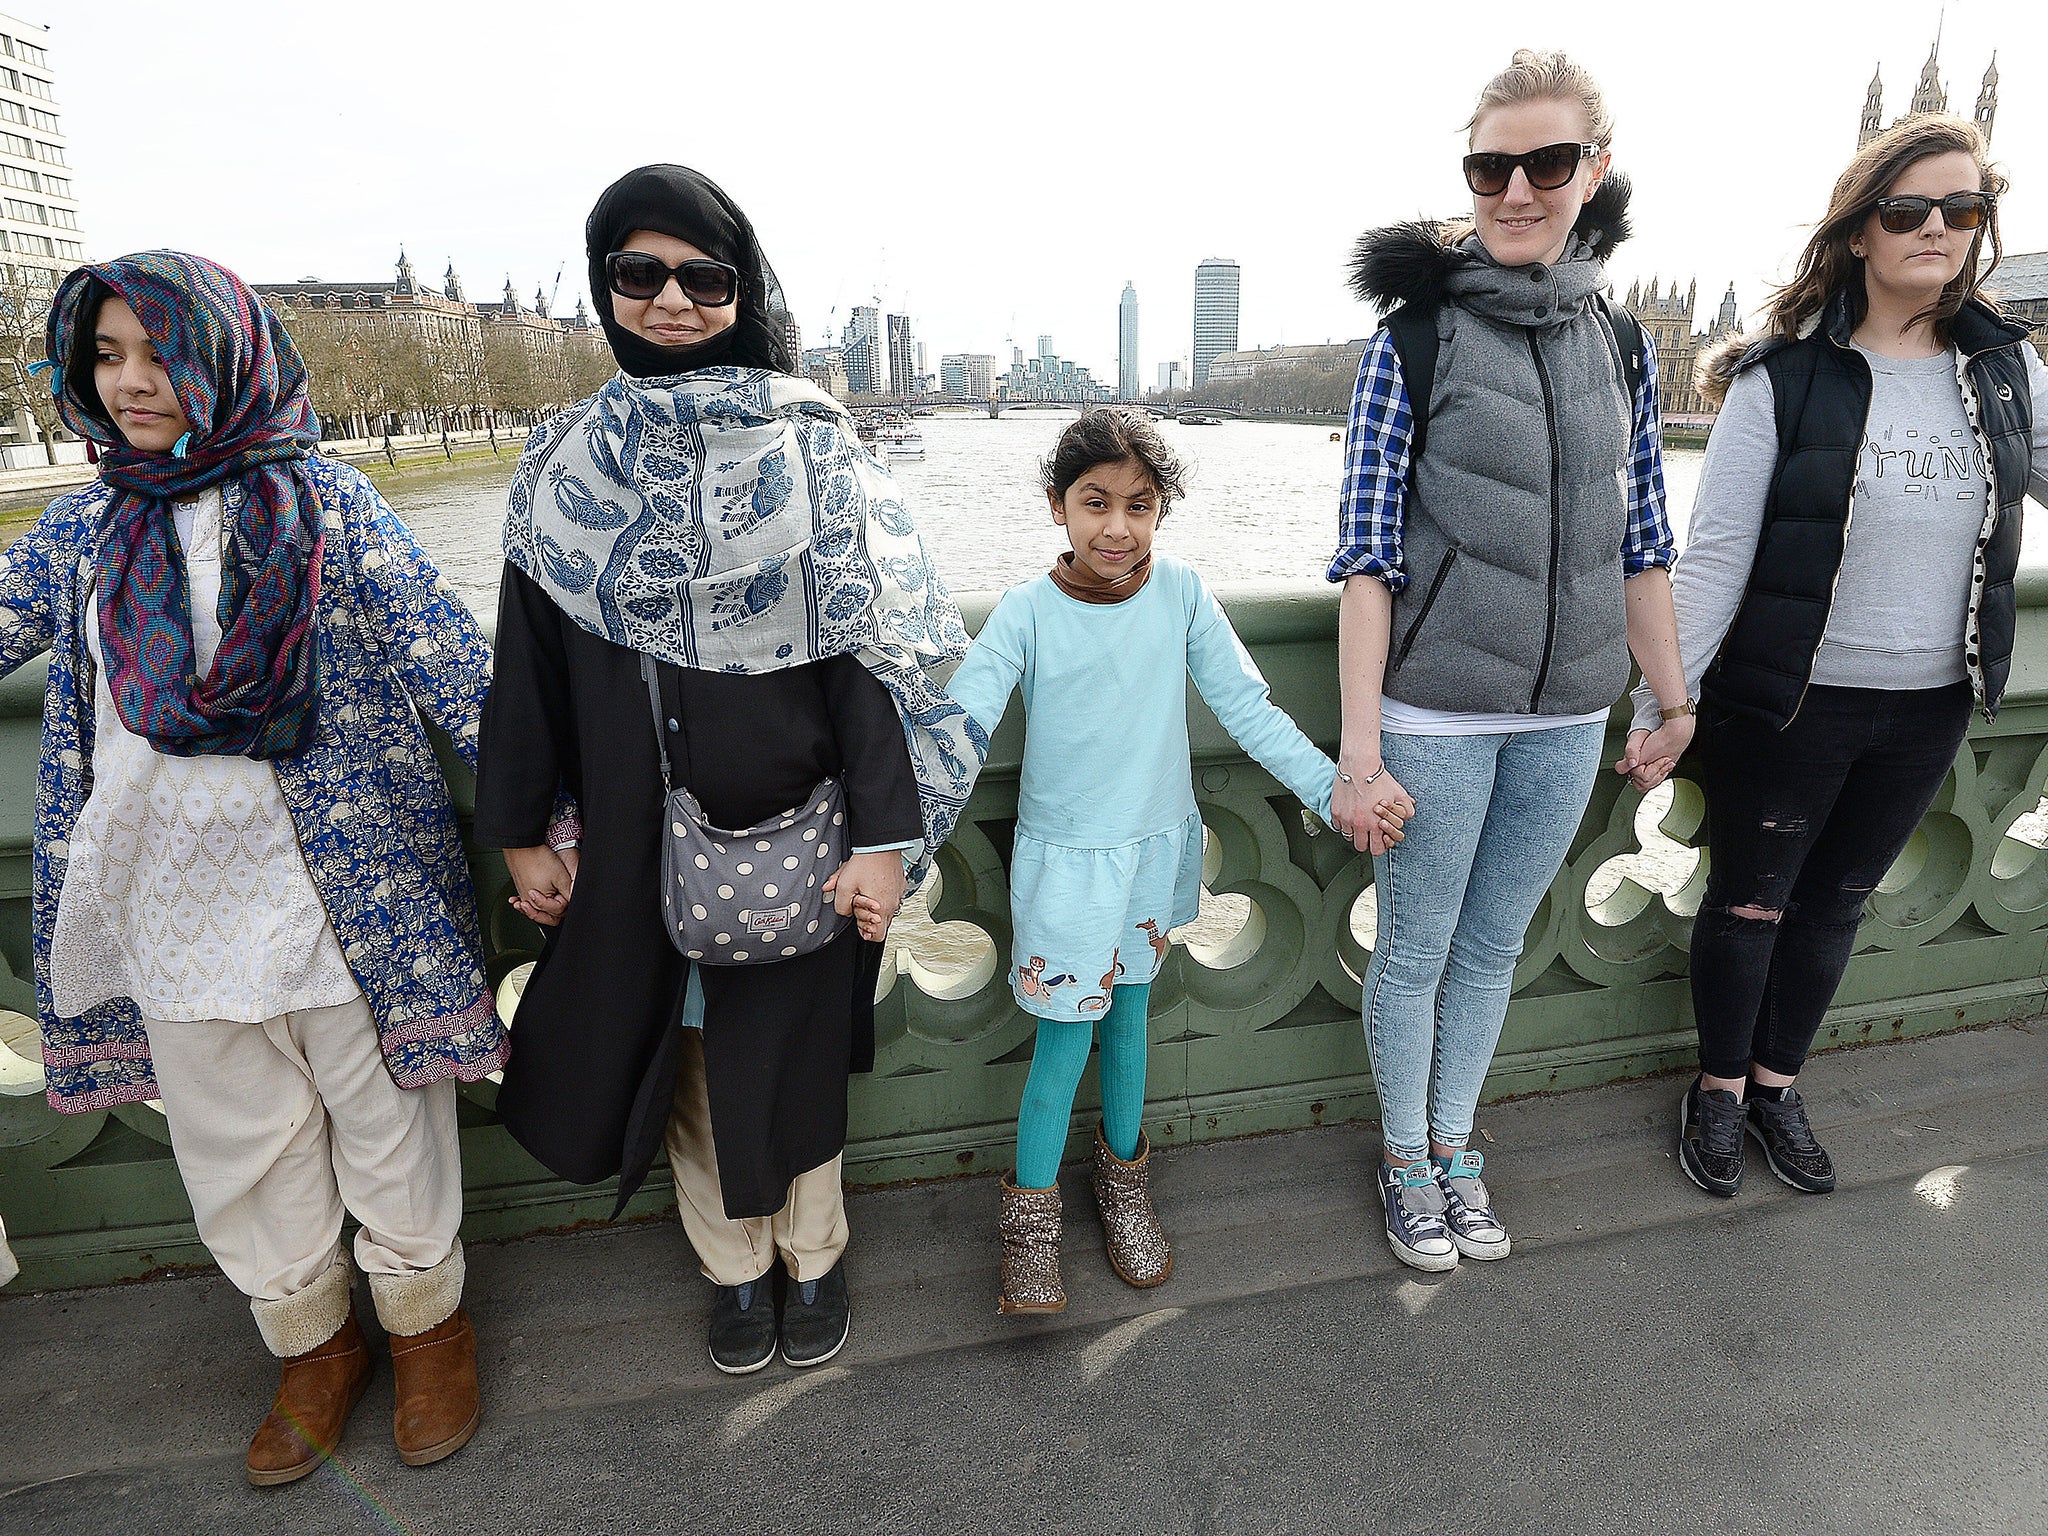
[1690,682,1973,1080]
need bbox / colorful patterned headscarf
[46,251,323,759]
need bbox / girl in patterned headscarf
[1,252,500,1483]
[477,165,979,1376]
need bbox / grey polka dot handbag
[640,654,851,964]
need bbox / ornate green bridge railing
[3,579,2045,1289]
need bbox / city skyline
[46,1,2048,390]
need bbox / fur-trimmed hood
[1348,175,1635,314]
[1694,330,1763,410]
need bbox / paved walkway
[2,1022,2043,1536]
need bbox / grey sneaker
[1378,1159,1458,1272]
[1433,1150,1510,1260]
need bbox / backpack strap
[1597,294,1647,405]
[1380,301,1441,461]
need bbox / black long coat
[474,565,921,1217]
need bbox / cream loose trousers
[664,1027,848,1287]
[144,996,463,1305]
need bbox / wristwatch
[1659,698,1697,723]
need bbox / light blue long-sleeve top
[945,556,1335,1019]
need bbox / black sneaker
[707,1275,778,1375]
[1747,1089,1837,1193]
[779,1261,849,1368]
[1679,1081,1746,1198]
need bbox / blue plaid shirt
[1327,324,1675,590]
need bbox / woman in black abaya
[475,165,980,1375]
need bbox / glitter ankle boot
[998,1175,1067,1314]
[1091,1126,1173,1288]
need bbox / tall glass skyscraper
[844,305,886,395]
[1118,281,1139,401]
[1192,258,1240,387]
[887,313,914,398]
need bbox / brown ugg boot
[245,1304,373,1487]
[998,1175,1067,1315]
[1092,1126,1173,1288]
[387,1308,481,1466]
[370,1243,479,1467]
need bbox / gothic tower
[1857,36,1996,150]
[1975,55,1998,145]
[503,276,519,313]
[1859,66,1885,148]
[1909,37,1947,117]
[1714,283,1740,339]
[394,248,416,297]
[443,262,465,304]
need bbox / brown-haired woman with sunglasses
[1630,115,2048,1200]
[474,165,981,1374]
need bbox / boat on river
[877,419,926,462]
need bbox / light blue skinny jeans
[1362,722,1605,1159]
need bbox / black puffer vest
[1705,292,2033,726]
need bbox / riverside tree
[0,267,66,465]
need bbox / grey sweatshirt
[1633,341,2048,732]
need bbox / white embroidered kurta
[48,489,359,1023]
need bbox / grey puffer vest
[1348,183,1639,715]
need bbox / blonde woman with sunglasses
[1330,50,1688,1271]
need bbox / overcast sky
[47,0,2042,383]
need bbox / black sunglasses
[604,252,742,307]
[1461,141,1600,197]
[1873,192,1995,235]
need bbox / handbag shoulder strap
[638,651,679,795]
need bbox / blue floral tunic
[0,456,507,1111]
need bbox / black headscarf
[585,164,796,379]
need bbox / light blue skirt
[1006,809,1204,1021]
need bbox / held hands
[505,844,579,927]
[824,850,907,943]
[1329,761,1417,857]
[1615,715,1697,792]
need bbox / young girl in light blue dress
[942,408,1338,1313]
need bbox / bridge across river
[864,397,1243,421]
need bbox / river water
[389,414,1713,615]
[388,410,2048,616]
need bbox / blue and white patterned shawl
[504,368,985,863]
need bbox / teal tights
[1013,983,1150,1189]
